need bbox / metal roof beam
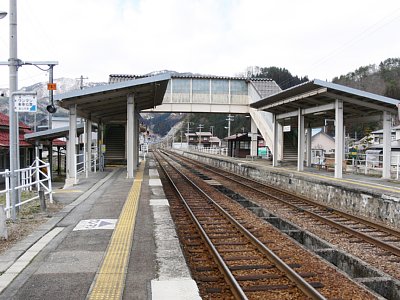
[91,108,127,119]
[276,111,298,119]
[276,103,336,120]
[255,87,327,110]
[303,103,335,115]
[325,92,397,114]
[345,114,382,124]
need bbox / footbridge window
[230,80,248,104]
[170,78,191,103]
[211,80,229,104]
[193,79,210,103]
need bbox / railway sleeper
[224,191,400,299]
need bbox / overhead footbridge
[54,73,280,184]
[110,74,281,151]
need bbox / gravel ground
[0,200,64,254]
[159,153,377,300]
[177,155,400,282]
[235,187,400,281]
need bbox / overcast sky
[0,0,399,89]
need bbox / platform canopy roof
[54,73,171,123]
[251,79,400,126]
[24,124,84,146]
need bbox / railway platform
[1,150,399,299]
[0,159,200,300]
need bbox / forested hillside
[252,66,309,90]
[331,58,400,137]
[142,113,184,137]
[333,58,400,99]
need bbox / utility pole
[226,114,234,137]
[0,1,58,220]
[180,130,183,148]
[9,0,18,220]
[198,124,204,147]
[186,121,193,144]
[210,126,214,136]
[76,75,88,89]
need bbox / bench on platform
[320,158,347,172]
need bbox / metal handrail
[1,157,53,218]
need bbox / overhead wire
[256,6,400,89]
[306,7,400,79]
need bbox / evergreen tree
[253,66,309,90]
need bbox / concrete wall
[179,150,400,228]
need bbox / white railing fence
[76,147,104,183]
[1,157,52,219]
[195,147,228,156]
[313,152,400,179]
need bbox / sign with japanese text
[47,83,57,90]
[13,94,37,112]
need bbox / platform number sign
[13,94,37,112]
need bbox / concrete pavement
[0,158,200,300]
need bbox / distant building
[0,113,66,178]
[225,132,262,158]
[0,113,34,171]
[185,133,198,146]
[185,131,213,147]
[196,131,212,147]
[364,125,400,166]
[370,128,396,144]
[312,131,335,154]
[209,136,221,148]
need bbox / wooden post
[39,191,46,211]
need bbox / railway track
[154,151,376,299]
[161,150,400,280]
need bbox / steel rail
[165,151,400,257]
[155,153,248,300]
[210,164,400,239]
[156,151,326,300]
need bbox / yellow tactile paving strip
[88,164,144,300]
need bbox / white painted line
[149,169,159,178]
[0,227,64,293]
[17,251,39,263]
[73,219,117,231]
[150,199,169,206]
[151,279,201,300]
[6,261,26,274]
[149,179,162,186]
